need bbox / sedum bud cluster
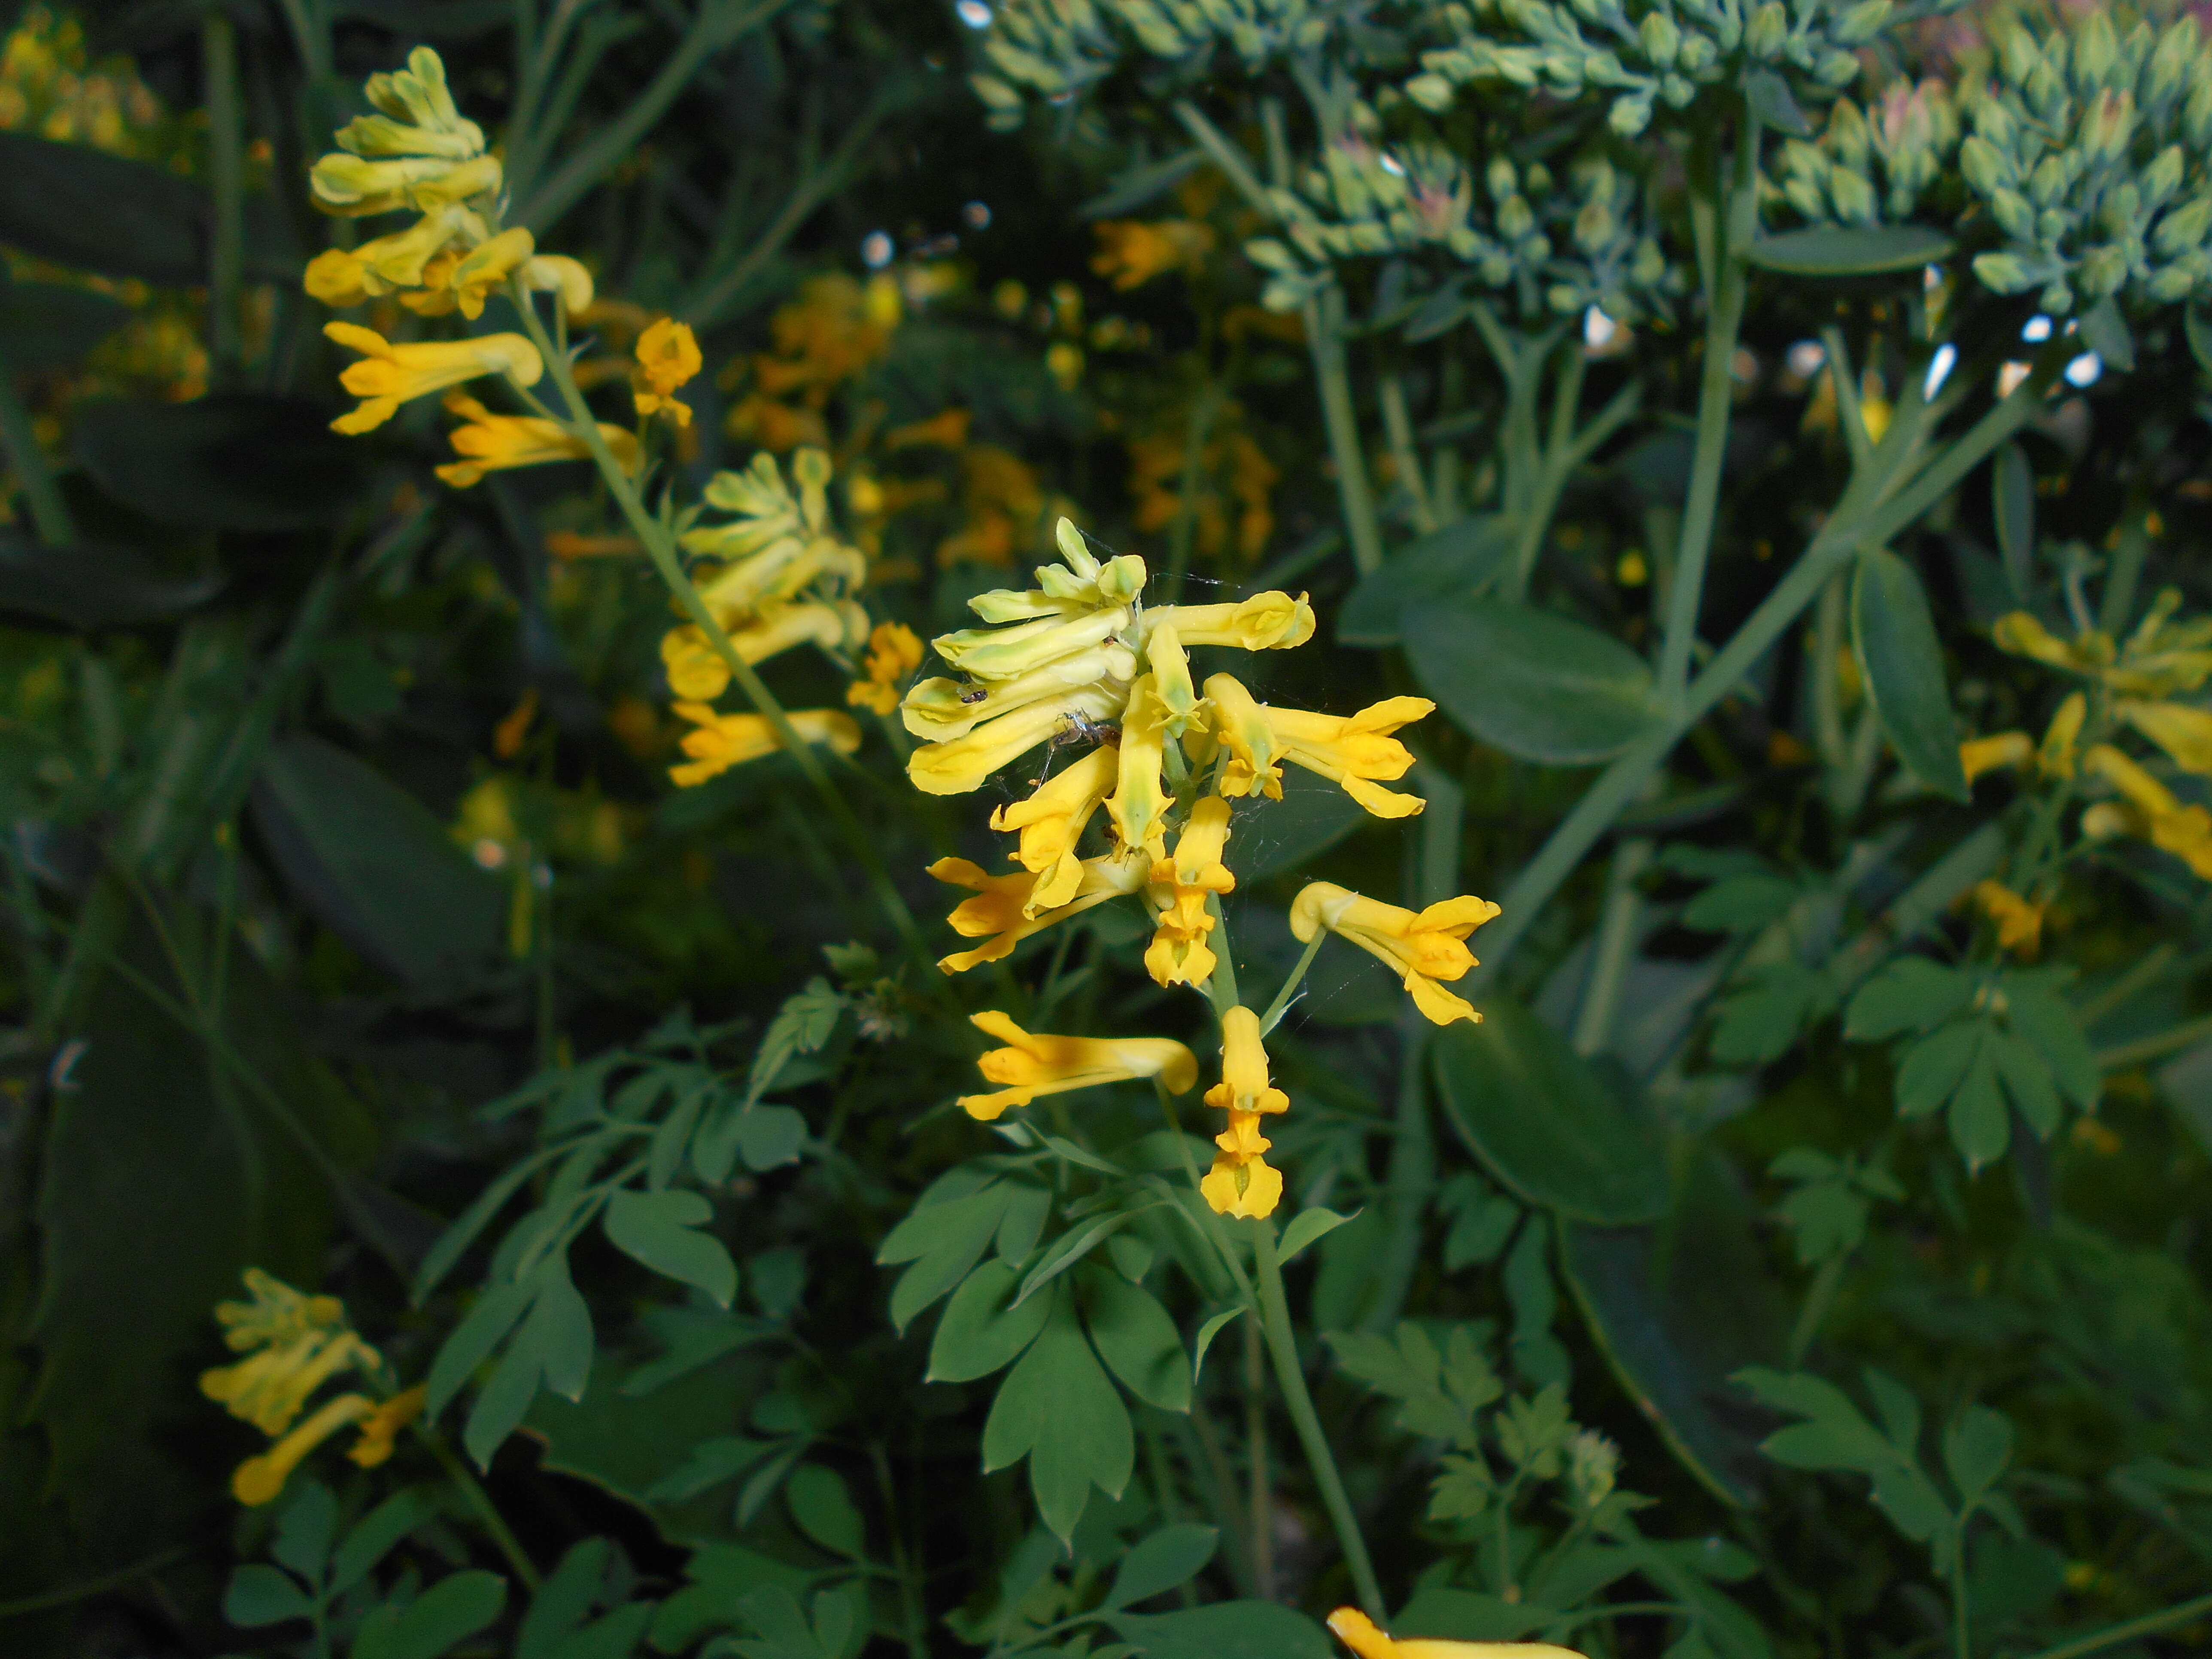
[971,0,1335,129]
[1776,76,1961,226]
[1249,132,1677,323]
[1954,10,2212,313]
[1407,0,1887,138]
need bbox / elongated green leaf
[1192,1306,1246,1382]
[351,1569,507,1659]
[76,397,367,533]
[1278,1206,1358,1265]
[785,1463,865,1558]
[331,1491,430,1595]
[1405,597,1666,765]
[1744,69,1811,134]
[425,1279,535,1421]
[605,1188,737,1307]
[1080,1264,1190,1412]
[1338,513,1514,647]
[1853,548,1969,800]
[0,279,126,372]
[0,132,206,285]
[879,1184,1011,1333]
[1993,444,2035,603]
[1431,996,1668,1224]
[927,1259,1054,1383]
[1746,225,1955,276]
[1106,1602,1333,1659]
[981,1282,1132,1542]
[1105,1524,1218,1607]
[0,535,222,630]
[224,1565,315,1628]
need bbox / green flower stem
[0,337,74,546]
[1165,379,1219,602]
[1252,1221,1385,1620]
[203,11,245,378]
[507,285,925,957]
[417,1425,542,1591]
[1379,371,1435,535]
[868,1441,931,1659]
[2020,1591,2212,1659]
[1784,1250,1850,1367]
[2094,1009,2212,1073]
[1570,837,1651,1058]
[1658,105,1762,707]
[1243,1315,1276,1598]
[1257,933,1325,1033]
[1470,371,2051,988]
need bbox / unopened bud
[1960,134,2010,195]
[1973,251,2033,292]
[2084,88,2136,160]
[1640,10,1680,64]
[1834,0,1890,45]
[2073,9,2118,89]
[1829,167,1877,224]
[1991,188,2036,240]
[1747,3,1788,58]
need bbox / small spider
[957,683,989,705]
[1032,710,1120,786]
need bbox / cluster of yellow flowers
[909,519,1499,1216]
[1961,589,2212,953]
[199,1270,424,1507]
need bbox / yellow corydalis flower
[2081,744,2212,878]
[928,847,1148,972]
[1291,883,1500,1027]
[232,1392,379,1507]
[635,318,702,425]
[1146,795,1235,987]
[434,392,638,488]
[1200,1006,1288,1219]
[349,1384,428,1469]
[1960,692,2088,787]
[848,622,925,715]
[1107,673,1173,856]
[325,322,541,434]
[958,1010,1197,1120]
[990,746,1120,914]
[666,704,861,787]
[1971,880,2044,957]
[1206,674,1432,818]
[1328,1607,1587,1659]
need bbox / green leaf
[1277,1206,1358,1265]
[253,735,504,988]
[332,1491,430,1595]
[2002,972,2101,1109]
[981,1282,1132,1542]
[1077,147,1208,218]
[1943,1406,2013,1507]
[75,396,368,533]
[1990,1030,2061,1140]
[1392,1588,1560,1641]
[1404,597,1666,765]
[516,1538,609,1659]
[996,1185,1052,1266]
[878,1182,1011,1334]
[273,1480,340,1580]
[1949,1044,2011,1170]
[1735,1367,1954,1553]
[1709,963,1829,1066]
[1744,68,1812,134]
[1683,873,1800,934]
[928,1259,1054,1383]
[1191,1307,1246,1382]
[1897,1021,1985,1120]
[604,1189,738,1307]
[1104,1524,1218,1607]
[351,1569,507,1659]
[544,1603,653,1659]
[224,1565,315,1629]
[1993,444,2035,603]
[1565,1147,1792,1507]
[1846,957,1974,1040]
[1337,513,1514,647]
[0,278,127,372]
[1745,225,1956,276]
[425,1279,534,1421]
[2078,298,2135,372]
[648,1085,708,1191]
[647,1545,817,1651]
[737,1105,808,1172]
[1106,1602,1333,1659]
[1431,997,1669,1224]
[748,978,843,1103]
[1081,1265,1191,1412]
[0,131,213,285]
[525,1255,595,1404]
[785,1463,865,1558]
[1853,548,1968,800]
[1014,1211,1136,1307]
[0,534,222,629]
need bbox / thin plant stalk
[204,12,246,378]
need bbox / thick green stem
[1571,839,1650,1058]
[419,1428,542,1591]
[0,337,73,546]
[1953,1553,1973,1659]
[1243,1316,1275,1598]
[1659,108,1761,706]
[1253,1223,1385,1619]
[508,286,924,954]
[1307,285,1386,576]
[203,12,246,377]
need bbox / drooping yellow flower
[325,322,541,434]
[1146,796,1235,987]
[2081,744,2212,878]
[1207,675,1431,818]
[1107,674,1173,857]
[2039,691,2086,778]
[928,847,1149,972]
[1328,1607,1586,1659]
[2120,699,2212,775]
[958,1010,1197,1120]
[1971,880,2044,957]
[401,225,533,319]
[666,704,862,787]
[848,622,925,715]
[1291,883,1500,1026]
[1091,218,1217,289]
[202,1327,375,1436]
[233,1392,379,1507]
[1141,591,1316,653]
[902,650,1136,744]
[635,317,702,426]
[347,1384,427,1469]
[1960,731,2033,786]
[1205,1006,1288,1118]
[990,746,1120,914]
[907,687,1126,798]
[1197,1006,1289,1218]
[434,391,638,488]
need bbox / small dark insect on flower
[958,684,989,705]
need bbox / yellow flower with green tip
[1291,883,1501,1027]
[989,746,1120,914]
[902,647,1136,743]
[1198,1007,1289,1218]
[1972,879,2045,957]
[1206,674,1433,818]
[402,226,535,320]
[957,1011,1197,1120]
[324,322,542,434]
[1140,589,1316,652]
[336,46,486,161]
[928,845,1149,972]
[666,704,861,787]
[434,391,638,489]
[309,151,500,216]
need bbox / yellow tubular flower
[1960,731,2032,786]
[958,1010,1198,1120]
[2039,692,2085,778]
[434,392,638,489]
[215,1269,346,1349]
[1141,590,1316,652]
[1972,880,2044,958]
[325,323,541,434]
[1291,883,1501,1026]
[1328,1607,1587,1659]
[990,746,1120,913]
[310,152,499,216]
[907,686,1124,797]
[1206,1006,1287,1116]
[2121,699,2212,774]
[338,47,485,159]
[201,1329,371,1435]
[849,623,925,715]
[667,705,861,787]
[521,254,595,316]
[635,318,702,425]
[1150,621,1202,735]
[1992,611,2094,674]
[1200,1112,1282,1218]
[932,605,1131,682]
[233,1393,378,1507]
[348,205,479,295]
[302,247,377,307]
[929,847,1148,972]
[902,647,1136,742]
[1146,796,1235,987]
[348,1384,428,1468]
[1108,675,1171,857]
[1206,675,1432,817]
[2083,744,2212,878]
[403,225,534,319]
